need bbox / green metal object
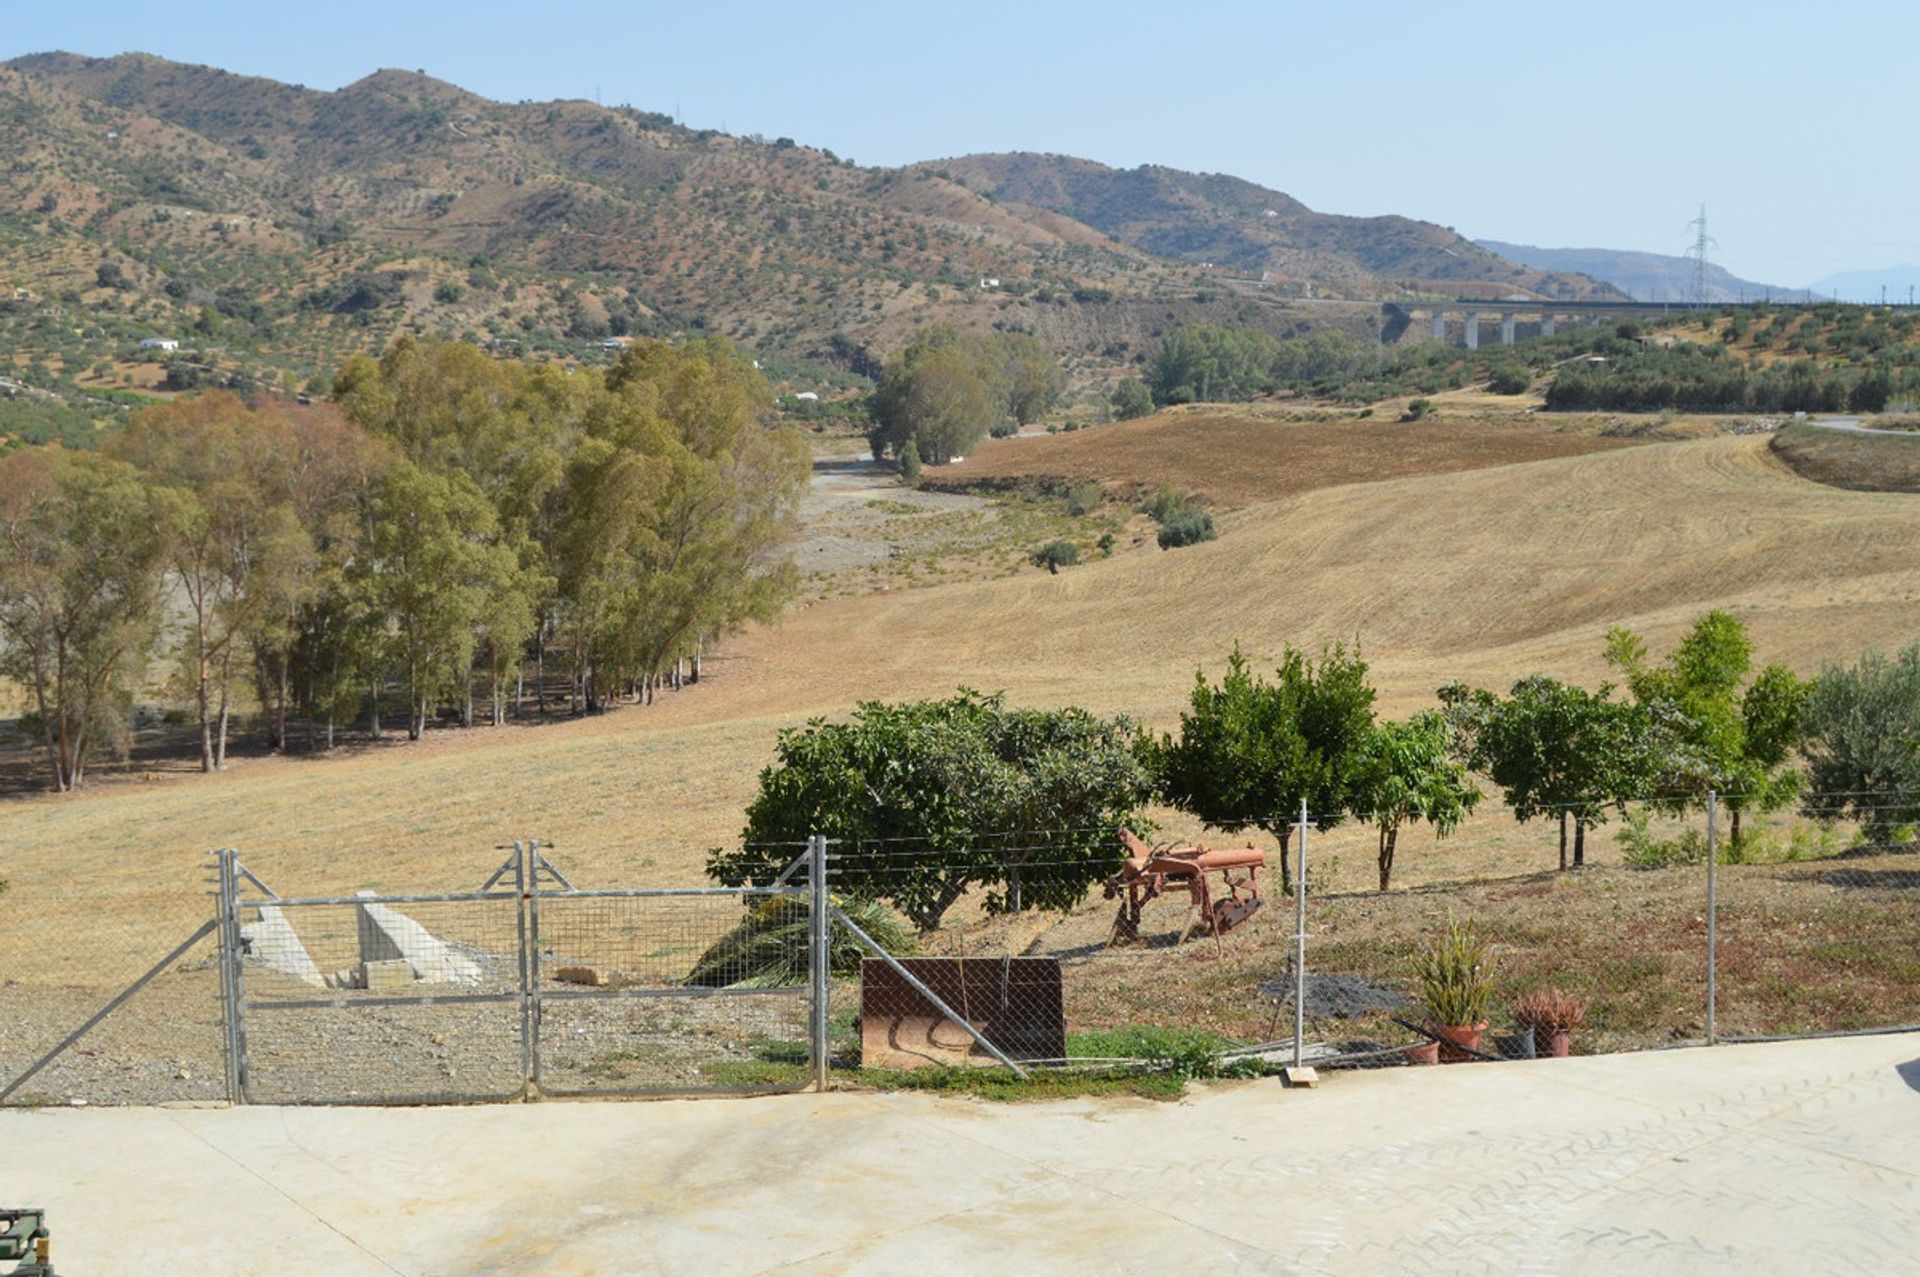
[0,1208,53,1276]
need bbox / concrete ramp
[239,905,324,986]
[354,894,481,985]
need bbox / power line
[1686,204,1717,305]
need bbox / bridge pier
[1464,313,1479,350]
[1431,311,1447,341]
[1500,312,1515,346]
[1541,314,1556,338]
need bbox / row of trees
[0,336,809,791]
[713,612,1916,926]
[867,326,1064,466]
[1147,325,1363,406]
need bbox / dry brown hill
[924,153,1624,301]
[1,52,1610,399]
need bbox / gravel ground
[2,936,811,1106]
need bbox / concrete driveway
[8,1032,1919,1274]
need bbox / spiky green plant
[1413,913,1495,1026]
[685,895,917,989]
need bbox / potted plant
[1512,988,1587,1058]
[1414,914,1495,1063]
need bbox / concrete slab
[6,1033,1919,1275]
[238,904,324,986]
[354,894,481,984]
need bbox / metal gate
[214,842,823,1104]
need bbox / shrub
[899,438,922,484]
[1096,531,1116,556]
[1137,484,1195,523]
[685,895,915,988]
[1402,398,1433,421]
[1110,378,1155,420]
[1156,510,1216,549]
[1618,807,1708,868]
[1034,540,1080,572]
[1066,480,1103,516]
[1488,366,1531,395]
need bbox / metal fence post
[1706,790,1718,1046]
[1293,801,1309,1071]
[214,848,250,1105]
[810,835,830,1091]
[528,838,545,1093]
[512,841,533,1097]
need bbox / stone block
[361,958,415,992]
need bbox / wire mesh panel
[0,925,226,1107]
[533,890,813,1095]
[238,894,525,1104]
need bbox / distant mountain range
[1806,265,1920,305]
[1477,241,1802,304]
[0,50,1621,398]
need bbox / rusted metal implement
[1105,829,1266,947]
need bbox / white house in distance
[792,391,819,402]
[139,337,180,351]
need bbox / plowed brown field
[925,411,1644,507]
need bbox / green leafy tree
[1468,676,1651,869]
[1159,644,1376,892]
[1110,378,1155,420]
[356,460,503,739]
[1149,324,1281,405]
[0,449,168,791]
[868,328,1063,463]
[710,691,1157,928]
[1800,645,1920,842]
[1353,710,1482,890]
[1608,611,1806,845]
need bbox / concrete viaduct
[1382,298,1728,348]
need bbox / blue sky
[5,0,1914,291]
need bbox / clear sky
[5,0,1914,291]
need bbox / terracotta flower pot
[1542,1028,1571,1058]
[1405,1041,1440,1066]
[1430,1021,1488,1063]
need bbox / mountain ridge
[0,51,1613,402]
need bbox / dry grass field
[925,410,1645,508]
[4,426,1919,1061]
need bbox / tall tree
[108,393,313,770]
[1159,644,1376,892]
[356,461,507,739]
[0,449,167,791]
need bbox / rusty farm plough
[1105,829,1265,949]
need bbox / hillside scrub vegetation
[0,336,808,791]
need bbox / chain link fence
[6,793,1918,1106]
